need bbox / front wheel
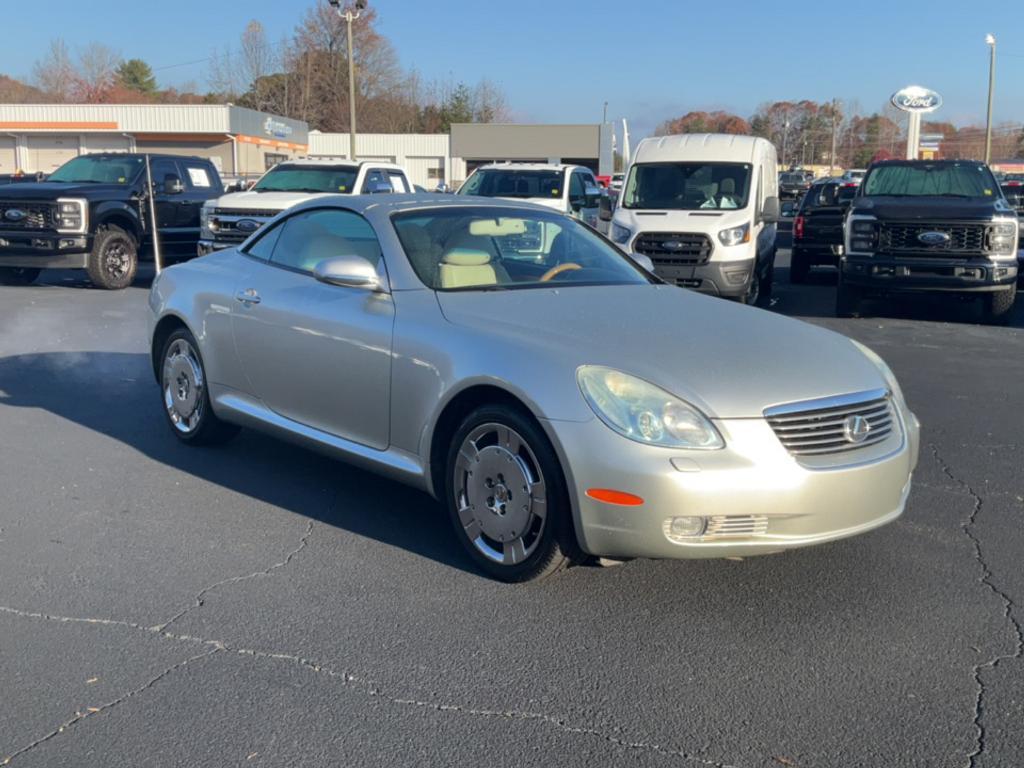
[0,267,41,286]
[981,283,1017,325]
[160,328,239,445]
[87,225,138,290]
[445,405,575,582]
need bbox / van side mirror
[598,195,614,222]
[760,195,780,223]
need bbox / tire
[789,248,809,284]
[445,404,575,582]
[0,267,41,286]
[159,328,239,446]
[87,225,138,290]
[835,274,863,318]
[755,256,774,308]
[981,283,1016,325]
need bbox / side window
[568,172,585,204]
[183,163,214,191]
[270,209,383,274]
[361,169,387,193]
[150,159,181,190]
[387,170,409,194]
[244,220,284,261]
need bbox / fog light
[723,268,748,286]
[664,515,707,542]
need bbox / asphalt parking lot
[1,251,1022,768]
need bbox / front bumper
[0,230,91,268]
[652,257,755,299]
[547,406,920,560]
[842,254,1017,292]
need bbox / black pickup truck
[790,180,857,282]
[0,153,223,289]
[839,160,1018,323]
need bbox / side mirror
[598,195,614,222]
[630,252,655,273]
[313,256,384,291]
[760,195,780,223]
[583,184,602,209]
[163,175,185,195]
[367,180,393,194]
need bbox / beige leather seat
[439,248,498,289]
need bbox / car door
[230,207,395,450]
[149,158,187,254]
[177,161,220,254]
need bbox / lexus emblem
[3,208,27,222]
[917,231,950,246]
[843,414,872,444]
[236,219,260,233]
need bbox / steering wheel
[539,263,583,282]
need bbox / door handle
[235,288,261,306]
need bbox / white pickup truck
[198,159,413,254]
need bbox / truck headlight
[988,222,1017,255]
[611,223,632,244]
[577,366,724,450]
[55,198,87,233]
[848,218,877,253]
[717,223,750,246]
[200,206,214,239]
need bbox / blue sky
[2,0,1023,137]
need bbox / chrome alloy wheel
[453,423,547,565]
[162,338,206,434]
[103,240,131,280]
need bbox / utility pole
[328,0,367,161]
[985,34,996,165]
[829,99,839,172]
[603,101,608,124]
[782,118,790,168]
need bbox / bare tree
[31,39,75,101]
[72,43,120,102]
[472,79,511,123]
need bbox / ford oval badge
[917,231,951,246]
[236,219,260,233]
[4,208,27,222]
[891,86,943,114]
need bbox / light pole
[984,33,996,165]
[328,0,367,161]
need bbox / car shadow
[0,350,479,576]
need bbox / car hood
[0,181,128,200]
[852,196,1003,221]
[436,284,885,419]
[206,190,338,211]
[613,207,750,234]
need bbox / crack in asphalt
[1,648,219,766]
[0,603,738,767]
[929,445,1024,768]
[155,519,315,633]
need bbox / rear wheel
[445,405,575,582]
[0,267,41,286]
[981,283,1017,325]
[160,328,239,445]
[835,274,863,318]
[87,225,138,290]
[789,248,809,284]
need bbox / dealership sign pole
[890,86,943,160]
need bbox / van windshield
[622,163,752,210]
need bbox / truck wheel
[789,248,809,284]
[981,284,1017,325]
[835,275,862,318]
[0,267,41,286]
[87,225,138,290]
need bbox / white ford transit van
[604,134,780,305]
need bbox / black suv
[790,180,857,282]
[0,153,223,289]
[839,160,1018,323]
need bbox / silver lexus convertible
[148,195,920,582]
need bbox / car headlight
[55,198,87,233]
[577,366,724,449]
[850,340,908,412]
[717,223,750,246]
[611,223,632,244]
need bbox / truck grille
[879,222,986,256]
[210,209,275,244]
[0,202,52,230]
[633,232,712,265]
[765,391,897,457]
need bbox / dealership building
[1,104,614,188]
[0,104,309,178]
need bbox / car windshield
[622,163,752,210]
[392,206,651,292]
[457,169,564,199]
[252,165,359,194]
[862,162,998,199]
[47,155,144,184]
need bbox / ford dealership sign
[891,86,942,113]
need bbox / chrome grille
[633,232,712,265]
[210,209,276,244]
[879,222,985,256]
[0,202,52,230]
[704,515,768,538]
[766,391,897,457]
